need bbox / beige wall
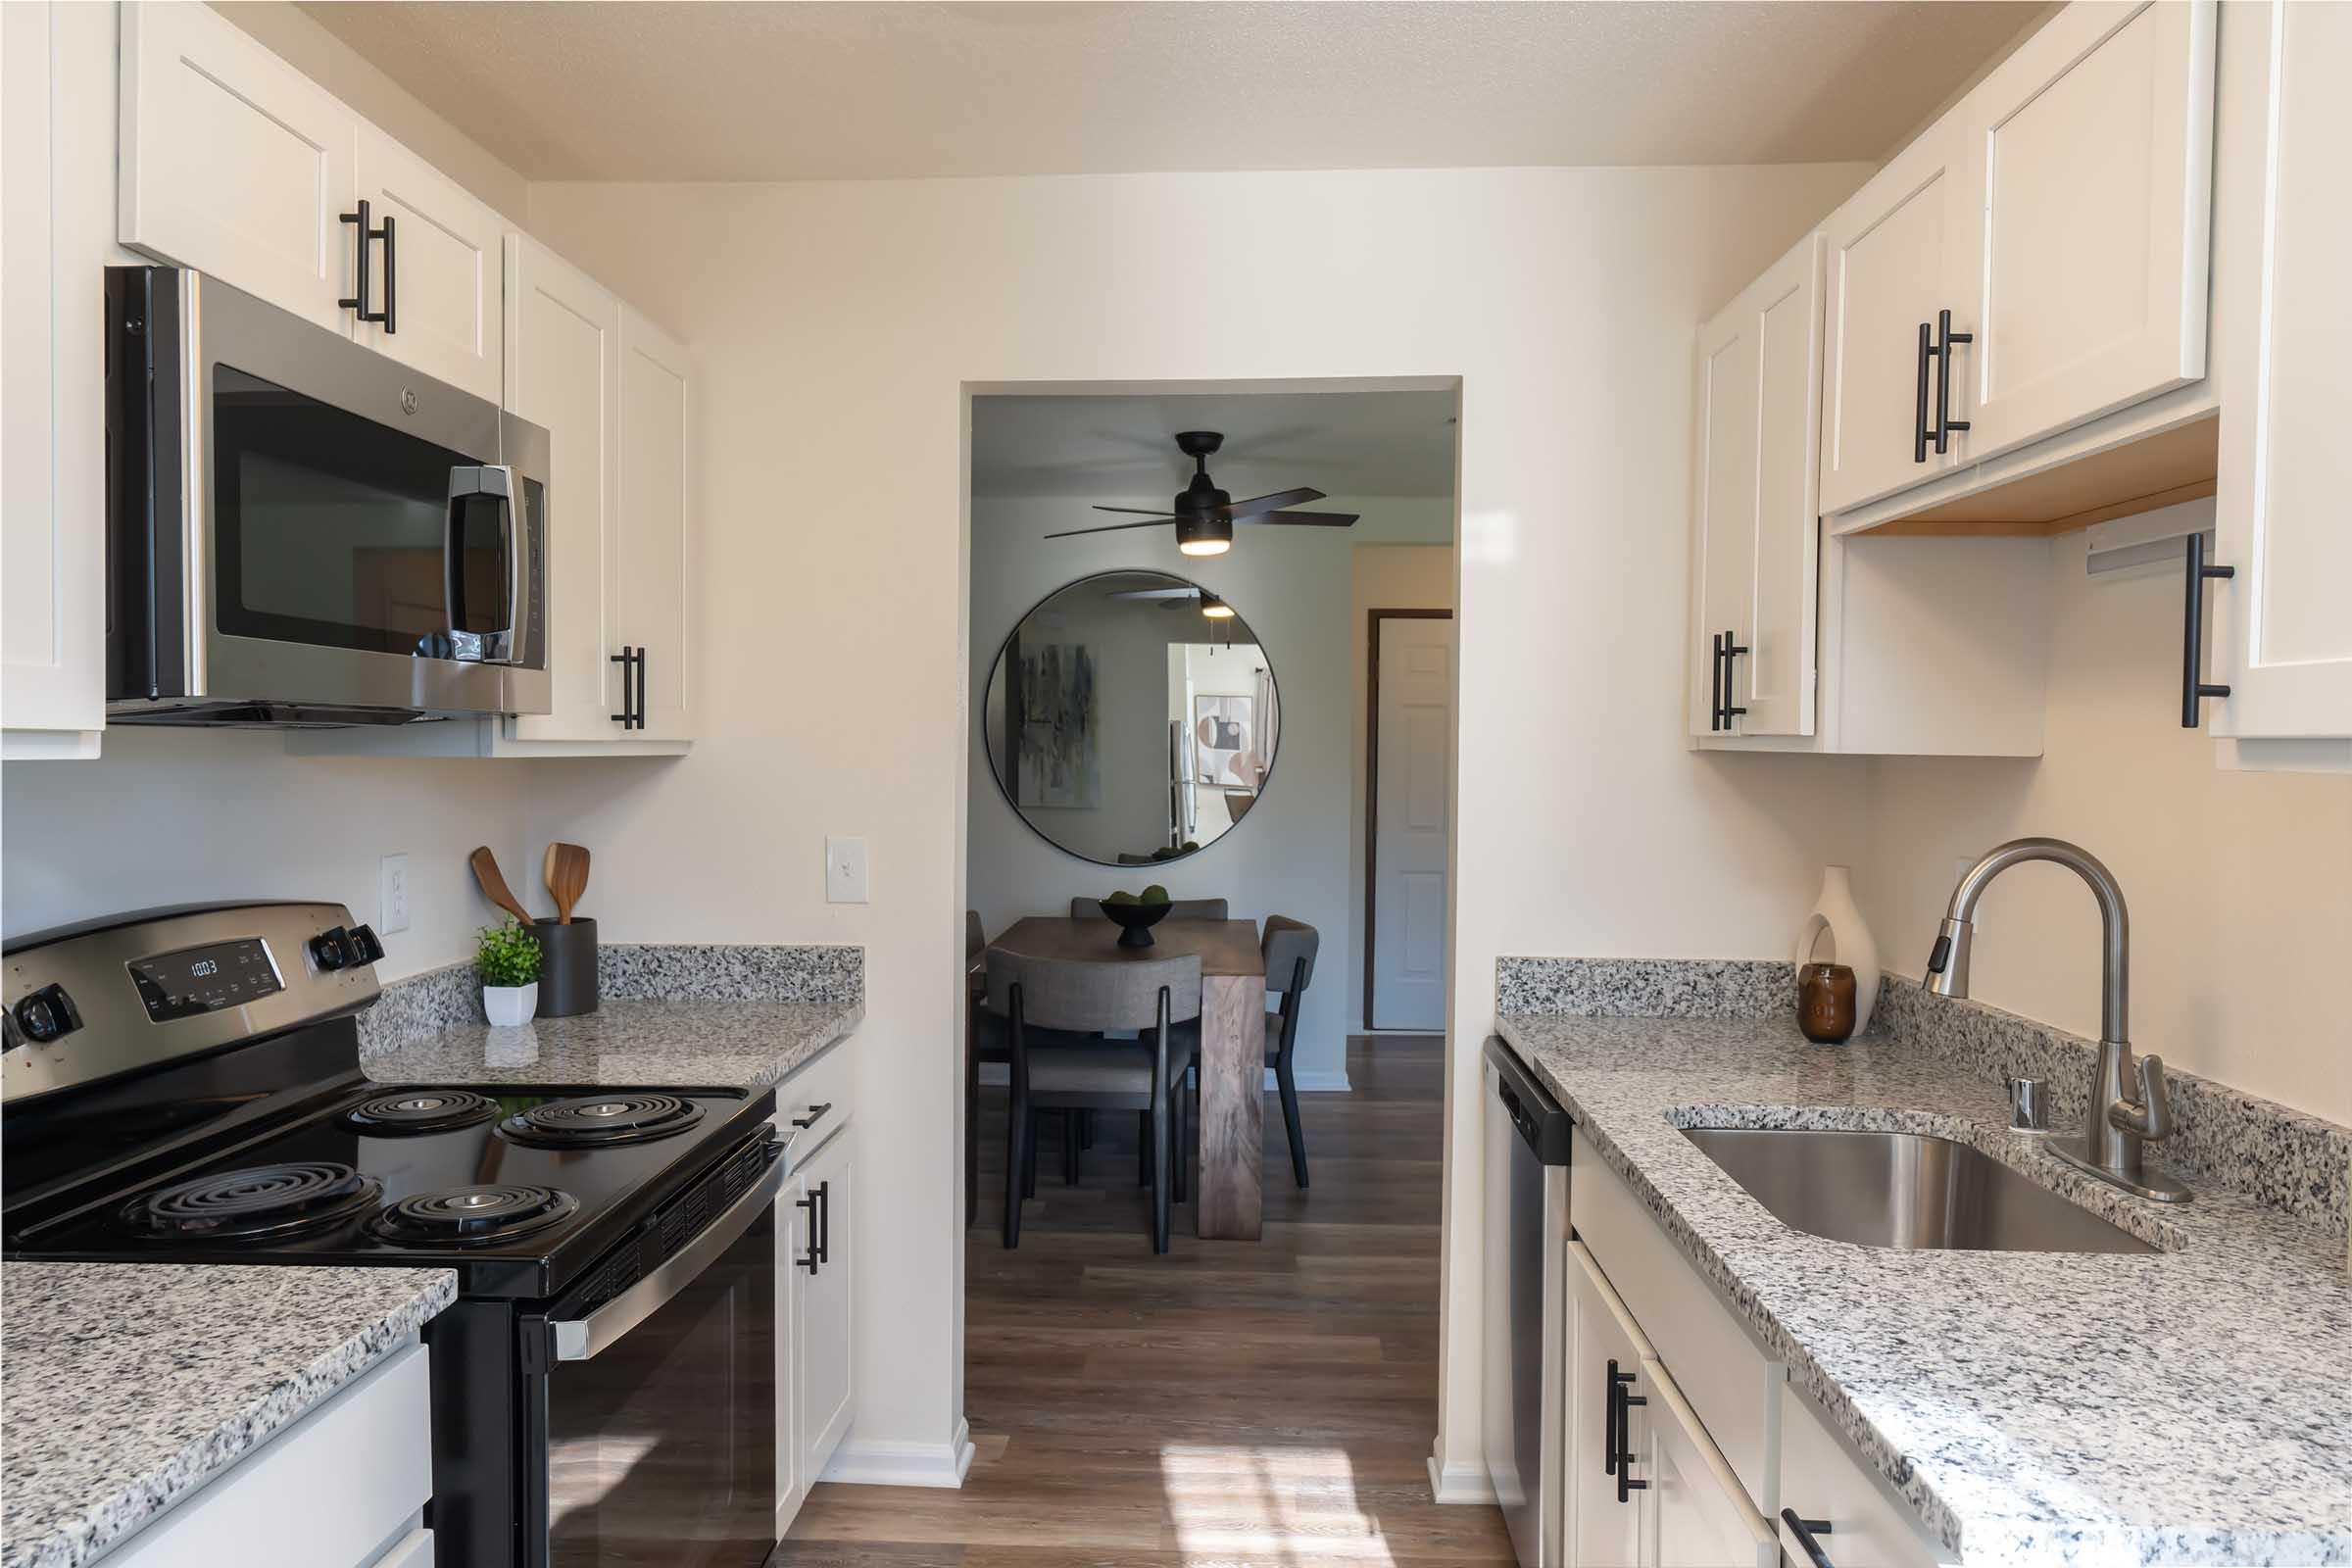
[1861,530,2352,1125]
[209,1,531,222]
[1349,544,1456,1031]
[522,161,1877,1487]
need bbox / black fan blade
[1091,506,1181,516]
[1216,486,1323,520]
[1106,587,1202,601]
[1248,509,1360,527]
[1043,517,1175,540]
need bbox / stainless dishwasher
[1481,1035,1575,1567]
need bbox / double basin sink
[1681,1126,2153,1254]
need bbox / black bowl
[1099,902,1172,948]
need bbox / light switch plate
[379,853,412,934]
[825,836,868,905]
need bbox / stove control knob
[347,924,386,965]
[13,984,81,1045]
[309,926,355,971]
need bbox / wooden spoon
[544,842,591,925]
[468,846,534,928]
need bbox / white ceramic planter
[1794,865,1881,1037]
[483,982,539,1026]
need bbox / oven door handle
[550,1144,785,1362]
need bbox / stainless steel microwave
[105,267,551,726]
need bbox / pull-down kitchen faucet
[1925,838,2192,1203]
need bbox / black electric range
[2,903,782,1568]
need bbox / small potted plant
[476,919,542,1026]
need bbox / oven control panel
[127,938,286,1022]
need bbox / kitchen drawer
[370,1528,434,1568]
[106,1341,430,1568]
[771,1038,854,1171]
[1570,1129,1781,1506]
[1778,1387,1955,1567]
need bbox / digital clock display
[128,939,283,1022]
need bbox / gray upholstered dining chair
[984,950,1201,1253]
[1069,896,1230,922]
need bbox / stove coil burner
[371,1184,580,1246]
[344,1090,502,1135]
[499,1093,706,1149]
[122,1162,382,1241]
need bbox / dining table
[980,916,1266,1241]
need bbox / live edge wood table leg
[1195,972,1265,1239]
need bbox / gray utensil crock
[533,917,599,1017]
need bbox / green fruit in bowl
[1140,885,1171,906]
[1103,890,1141,906]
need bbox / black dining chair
[1069,896,1230,921]
[964,910,1004,1229]
[1260,916,1320,1189]
[985,949,1201,1253]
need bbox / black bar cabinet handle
[1913,320,1932,464]
[1604,1361,1622,1476]
[1708,632,1725,732]
[1608,1361,1647,1502]
[634,647,647,730]
[1934,309,1972,456]
[379,213,397,335]
[1720,629,1749,727]
[790,1102,833,1131]
[796,1187,822,1273]
[2181,533,2235,728]
[611,646,645,729]
[1782,1509,1837,1567]
[337,200,372,319]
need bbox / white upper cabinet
[1956,0,2217,463]
[617,310,696,742]
[1690,233,1821,740]
[119,1,359,334]
[1818,120,1974,515]
[505,235,623,745]
[354,127,506,403]
[1819,0,2217,520]
[2206,0,2352,752]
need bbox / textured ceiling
[970,391,1459,504]
[299,1,2038,182]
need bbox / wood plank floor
[776,1035,1516,1567]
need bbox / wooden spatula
[468,846,534,928]
[544,842,591,925]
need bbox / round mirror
[981,570,1280,867]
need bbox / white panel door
[505,236,622,743]
[1690,233,1822,739]
[1960,1,2217,462]
[792,1127,856,1486]
[1818,120,1974,515]
[1370,614,1453,1031]
[119,0,359,333]
[616,308,696,740]
[354,126,504,403]
[2208,0,2352,744]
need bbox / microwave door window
[211,366,501,657]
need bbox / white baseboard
[1427,1453,1497,1505]
[818,1421,976,1489]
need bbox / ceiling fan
[1106,583,1237,619]
[1047,430,1360,557]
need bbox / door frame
[1363,607,1455,1031]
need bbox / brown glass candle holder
[1797,961,1858,1045]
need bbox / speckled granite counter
[1497,1011,2352,1568]
[1,1262,454,1568]
[360,998,862,1089]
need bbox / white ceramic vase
[1794,866,1881,1037]
[483,982,539,1027]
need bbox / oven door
[529,1142,784,1568]
[107,267,549,719]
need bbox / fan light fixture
[1175,514,1233,557]
[1046,431,1360,555]
[1200,593,1235,619]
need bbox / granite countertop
[1498,1011,2352,1568]
[1,1262,455,1568]
[360,998,862,1089]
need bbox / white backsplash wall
[1862,530,2352,1126]
[1,728,535,981]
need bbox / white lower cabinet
[772,1044,857,1531]
[104,1341,433,1567]
[1778,1391,1955,1568]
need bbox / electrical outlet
[378,853,412,934]
[825,836,868,905]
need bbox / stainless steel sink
[1681,1127,2156,1254]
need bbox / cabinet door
[791,1128,856,1488]
[353,127,504,404]
[1646,1375,1774,1568]
[119,1,359,333]
[616,309,696,741]
[505,236,623,743]
[1778,1390,1954,1567]
[1818,121,1974,515]
[1566,1250,1653,1568]
[2208,0,2352,744]
[1959,1,2217,462]
[1690,234,1822,739]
